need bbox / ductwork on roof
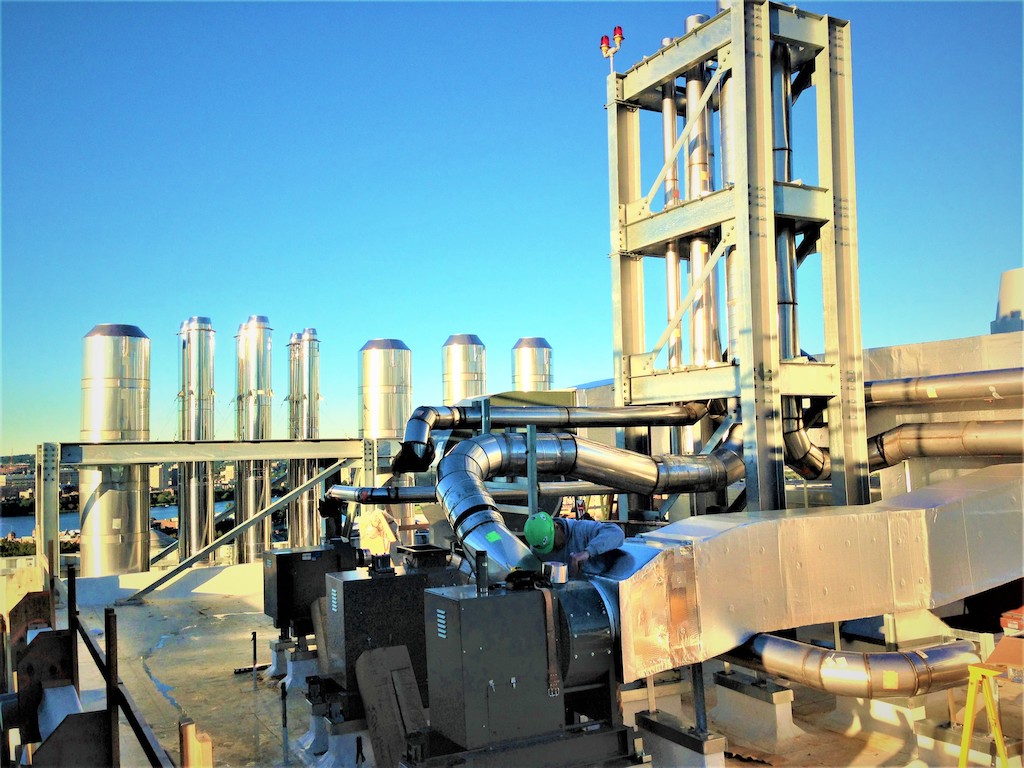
[435,426,744,582]
[392,402,711,473]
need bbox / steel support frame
[608,1,869,514]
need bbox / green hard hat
[524,512,555,554]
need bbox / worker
[524,511,625,575]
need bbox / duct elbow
[736,634,980,698]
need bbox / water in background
[0,501,233,539]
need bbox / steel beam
[817,15,869,505]
[61,439,364,465]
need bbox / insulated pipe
[393,403,711,472]
[771,42,798,359]
[686,14,721,368]
[435,428,744,580]
[782,401,831,481]
[732,634,980,698]
[865,368,1024,406]
[327,480,619,505]
[867,420,1024,470]
[662,38,684,374]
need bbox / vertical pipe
[105,607,121,767]
[178,317,215,561]
[686,14,720,369]
[68,564,79,694]
[80,324,151,577]
[771,43,799,359]
[236,316,273,563]
[662,45,684,381]
[287,329,320,548]
[691,661,708,736]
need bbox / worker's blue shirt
[535,517,625,565]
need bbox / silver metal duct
[731,635,980,698]
[358,339,412,439]
[512,337,553,391]
[235,315,273,563]
[868,420,1024,470]
[865,368,1024,406]
[288,328,320,548]
[435,427,744,582]
[393,402,710,472]
[177,316,215,560]
[767,39,829,483]
[327,481,620,505]
[79,324,151,576]
[606,463,1022,682]
[442,334,486,406]
[686,14,721,367]
[661,39,684,373]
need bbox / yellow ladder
[958,663,1010,768]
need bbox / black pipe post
[690,662,708,737]
[105,607,121,767]
[252,631,258,690]
[280,681,289,765]
[67,565,79,693]
[475,550,488,597]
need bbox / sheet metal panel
[611,464,1022,682]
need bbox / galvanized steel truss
[608,1,868,513]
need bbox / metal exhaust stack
[512,337,553,391]
[178,316,216,560]
[358,338,414,543]
[358,339,412,441]
[287,329,320,548]
[442,334,486,406]
[235,315,273,563]
[79,324,151,576]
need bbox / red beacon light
[613,26,624,44]
[600,35,611,54]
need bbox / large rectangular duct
[79,324,151,576]
[594,464,1023,683]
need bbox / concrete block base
[710,671,804,752]
[266,638,295,679]
[636,710,726,768]
[297,710,328,757]
[283,649,319,695]
[826,692,935,738]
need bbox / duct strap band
[540,587,561,697]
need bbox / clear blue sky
[2,2,1021,457]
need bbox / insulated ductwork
[868,420,1024,470]
[782,399,831,481]
[327,480,619,506]
[436,427,744,581]
[865,368,1024,406]
[729,634,980,698]
[392,402,710,473]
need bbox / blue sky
[2,2,1021,457]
